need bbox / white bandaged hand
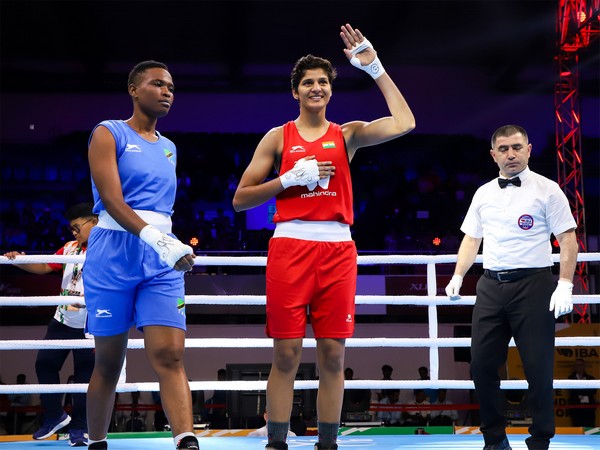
[349,38,385,79]
[139,225,193,269]
[445,275,463,300]
[549,280,573,319]
[280,158,320,189]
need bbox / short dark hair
[127,60,169,87]
[491,125,528,148]
[64,202,96,221]
[382,365,393,372]
[290,54,337,92]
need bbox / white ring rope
[1,253,599,395]
[1,253,600,266]
[0,379,598,395]
[3,295,600,307]
[1,336,599,351]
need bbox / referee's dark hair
[491,124,529,147]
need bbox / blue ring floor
[1,434,598,449]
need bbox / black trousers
[35,318,95,430]
[471,270,555,450]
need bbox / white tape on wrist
[349,38,386,79]
[139,225,192,268]
[280,159,320,189]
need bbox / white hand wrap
[349,38,385,79]
[139,225,193,269]
[445,274,463,300]
[549,280,574,319]
[280,158,320,190]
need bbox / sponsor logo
[125,144,142,152]
[556,348,598,358]
[290,146,306,153]
[95,309,112,318]
[518,214,534,230]
[300,190,337,199]
[322,141,335,149]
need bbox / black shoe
[89,442,108,450]
[314,444,338,450]
[177,436,199,450]
[483,437,512,450]
[266,442,288,450]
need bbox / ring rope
[1,253,599,266]
[1,254,599,398]
[1,336,599,351]
[2,294,599,307]
[0,379,598,395]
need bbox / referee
[445,125,578,450]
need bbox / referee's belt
[484,267,551,283]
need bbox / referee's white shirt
[460,167,576,271]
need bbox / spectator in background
[117,391,147,432]
[151,391,168,432]
[417,366,438,403]
[429,389,458,426]
[34,207,60,251]
[341,368,371,421]
[378,364,394,401]
[203,368,228,429]
[6,374,31,435]
[376,389,403,426]
[568,358,597,427]
[402,389,430,427]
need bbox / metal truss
[555,0,599,323]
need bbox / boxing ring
[1,253,599,449]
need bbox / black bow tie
[498,176,521,188]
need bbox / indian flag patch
[322,141,335,149]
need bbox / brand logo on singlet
[289,146,306,153]
[125,144,141,152]
[518,214,534,230]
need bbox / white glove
[349,38,385,79]
[139,225,193,269]
[280,158,320,189]
[549,280,574,319]
[445,275,463,300]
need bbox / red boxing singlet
[273,121,354,225]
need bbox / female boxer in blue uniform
[84,61,199,450]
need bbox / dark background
[1,1,598,323]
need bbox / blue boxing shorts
[83,227,187,336]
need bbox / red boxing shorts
[265,237,357,339]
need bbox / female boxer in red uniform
[233,23,415,450]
